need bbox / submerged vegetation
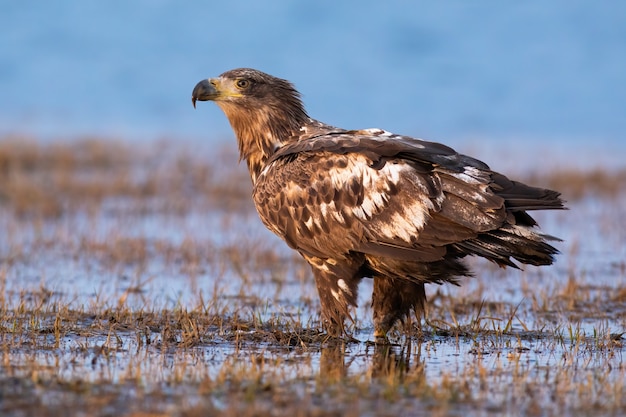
[0,136,625,416]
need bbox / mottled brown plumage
[192,68,565,338]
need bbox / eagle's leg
[305,256,364,336]
[372,277,426,339]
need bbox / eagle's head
[192,68,300,110]
[192,68,309,182]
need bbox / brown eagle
[192,68,564,338]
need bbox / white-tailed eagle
[192,68,564,338]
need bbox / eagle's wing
[254,129,511,263]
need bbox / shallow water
[1,141,625,416]
[7,190,624,324]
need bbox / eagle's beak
[192,79,219,108]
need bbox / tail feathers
[454,224,560,268]
[492,173,565,211]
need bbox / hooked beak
[191,79,219,108]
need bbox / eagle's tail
[454,224,561,268]
[493,173,565,221]
[453,174,565,267]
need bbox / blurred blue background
[1,1,624,164]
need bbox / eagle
[192,68,564,338]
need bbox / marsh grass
[1,136,625,416]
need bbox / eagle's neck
[217,102,309,183]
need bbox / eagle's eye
[235,79,250,90]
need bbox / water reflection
[318,342,350,382]
[318,338,425,382]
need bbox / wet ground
[1,138,625,416]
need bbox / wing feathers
[254,130,563,271]
[359,241,446,262]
